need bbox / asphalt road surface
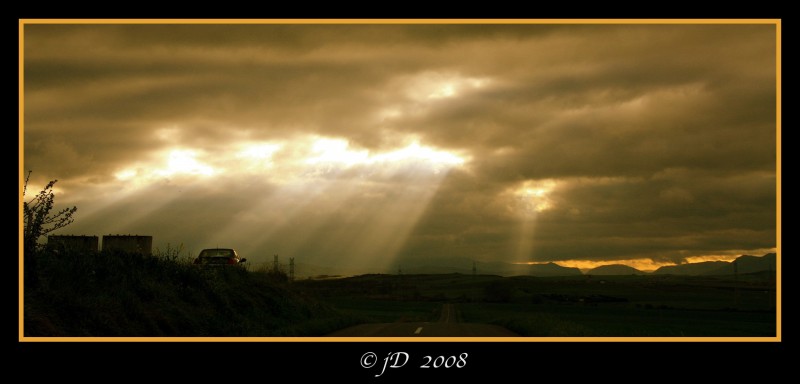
[326,304,518,337]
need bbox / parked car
[193,248,247,267]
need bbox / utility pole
[472,261,477,277]
[273,254,279,273]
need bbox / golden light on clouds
[305,137,369,167]
[519,259,664,272]
[519,248,778,272]
[237,142,283,161]
[156,149,216,177]
[511,179,558,216]
[23,23,777,273]
[111,135,468,189]
[403,71,492,101]
[114,149,216,184]
[538,258,681,272]
[371,141,467,170]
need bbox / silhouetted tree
[23,171,77,288]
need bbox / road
[326,303,518,337]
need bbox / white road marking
[414,327,423,334]
[440,304,453,323]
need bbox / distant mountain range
[653,253,776,276]
[653,261,731,275]
[289,253,776,278]
[586,264,646,276]
[396,256,582,276]
[398,253,776,277]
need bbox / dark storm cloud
[23,22,777,269]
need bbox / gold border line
[18,18,782,343]
[775,20,782,342]
[19,18,780,25]
[20,336,781,342]
[19,20,25,342]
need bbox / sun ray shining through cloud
[513,179,557,216]
[155,149,215,177]
[305,137,369,167]
[25,23,777,278]
[236,142,283,171]
[148,134,473,268]
[503,179,559,263]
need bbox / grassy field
[24,249,776,337]
[459,303,775,336]
[24,248,361,337]
[296,272,777,337]
[323,298,441,323]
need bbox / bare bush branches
[23,171,77,250]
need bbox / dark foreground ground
[327,303,518,336]
[300,272,776,337]
[23,249,776,337]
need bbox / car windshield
[199,249,235,258]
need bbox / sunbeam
[26,23,777,279]
[81,133,471,269]
[509,179,558,266]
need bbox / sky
[22,22,778,273]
